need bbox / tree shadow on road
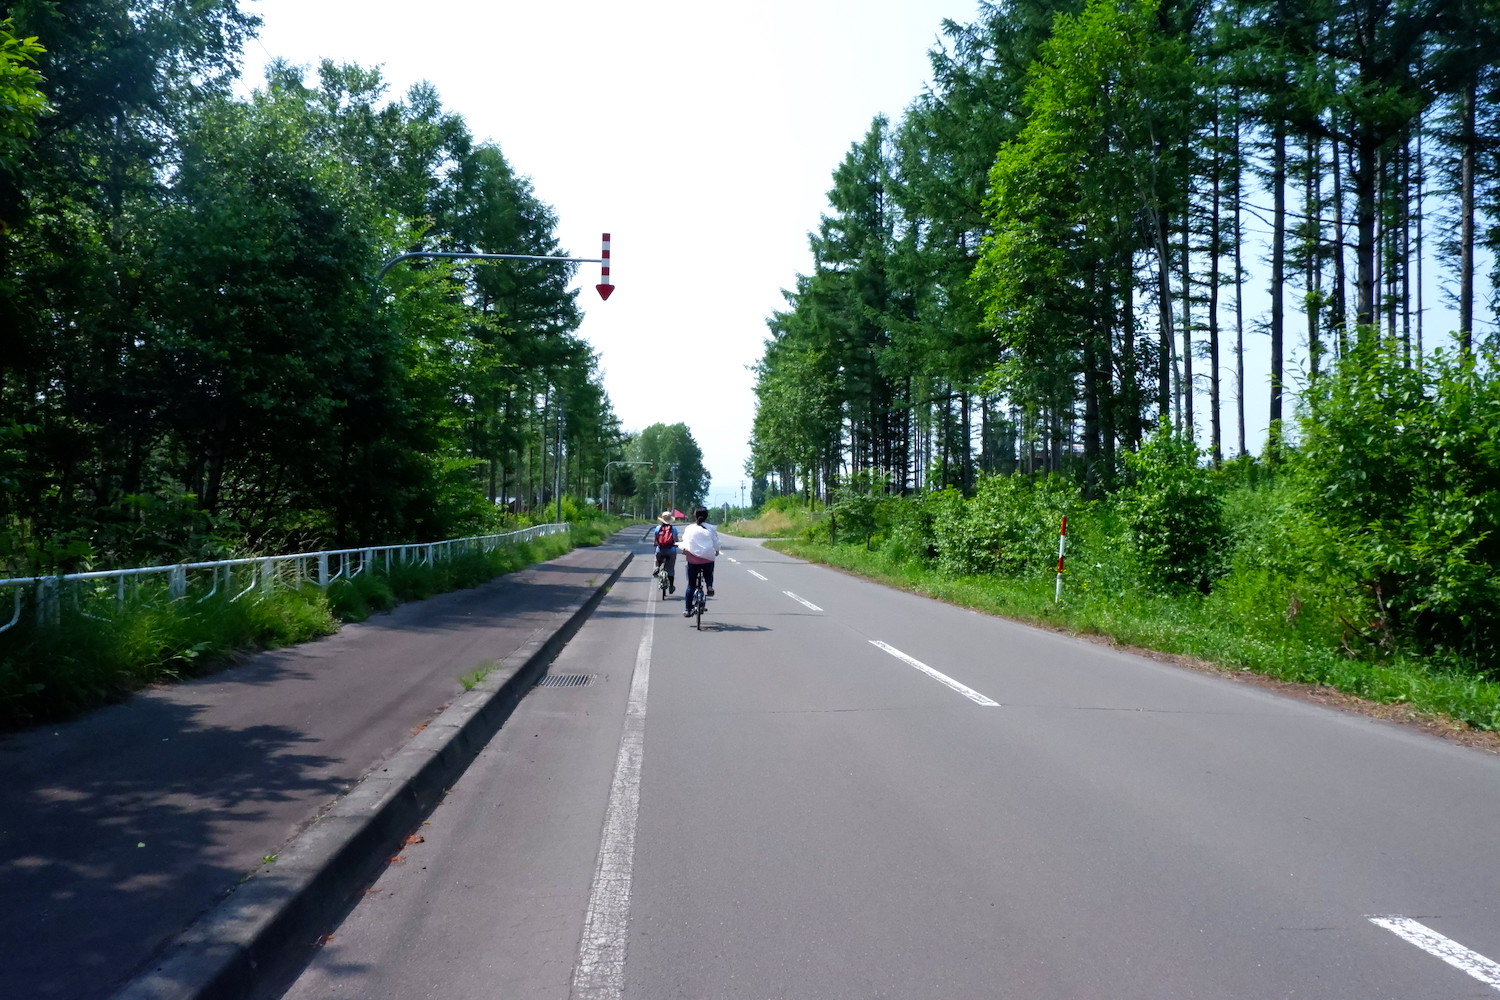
[0,695,346,1000]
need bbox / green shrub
[1122,424,1227,593]
[828,470,890,549]
[934,474,1077,578]
[1291,344,1500,668]
[881,491,946,564]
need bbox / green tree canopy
[630,423,708,513]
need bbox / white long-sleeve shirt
[678,521,720,562]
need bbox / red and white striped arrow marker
[595,233,613,300]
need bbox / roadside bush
[882,490,948,564]
[1059,498,1134,599]
[1122,424,1227,593]
[828,470,890,549]
[327,571,397,622]
[934,474,1078,578]
[1291,344,1500,669]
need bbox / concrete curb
[112,548,634,1000]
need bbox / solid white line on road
[748,570,768,581]
[784,591,823,611]
[870,641,1000,707]
[1368,916,1500,991]
[570,591,654,1000]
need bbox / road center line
[570,589,654,999]
[870,641,1000,707]
[783,591,822,611]
[748,570,768,581]
[1368,916,1500,991]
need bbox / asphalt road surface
[276,533,1500,1000]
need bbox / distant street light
[602,460,653,515]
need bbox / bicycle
[658,556,671,601]
[686,576,708,629]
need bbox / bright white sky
[239,0,985,506]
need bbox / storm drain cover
[535,673,598,688]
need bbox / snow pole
[1055,515,1067,602]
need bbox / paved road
[277,534,1500,1000]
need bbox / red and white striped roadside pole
[595,233,613,300]
[1055,516,1067,602]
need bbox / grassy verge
[724,506,819,538]
[0,522,612,731]
[771,538,1500,738]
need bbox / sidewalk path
[0,536,634,1000]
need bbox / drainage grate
[535,673,598,688]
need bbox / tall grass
[725,496,823,538]
[0,522,607,730]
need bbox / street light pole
[370,236,615,307]
[601,460,653,515]
[554,406,565,524]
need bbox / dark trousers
[685,561,714,611]
[654,548,677,580]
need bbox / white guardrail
[0,523,571,633]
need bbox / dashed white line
[869,641,1000,707]
[570,591,654,999]
[783,591,822,611]
[748,570,768,581]
[1369,916,1500,991]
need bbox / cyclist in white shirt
[678,506,720,616]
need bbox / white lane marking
[783,591,822,611]
[570,591,654,999]
[727,557,739,563]
[869,641,1000,707]
[1369,916,1500,991]
[748,570,768,581]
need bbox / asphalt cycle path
[276,534,1500,1000]
[0,539,631,1000]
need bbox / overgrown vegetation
[0,521,611,730]
[723,496,823,539]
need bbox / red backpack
[655,523,675,548]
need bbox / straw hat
[657,510,675,524]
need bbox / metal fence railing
[0,523,570,633]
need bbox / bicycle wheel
[694,591,705,629]
[659,571,669,601]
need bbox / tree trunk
[1209,110,1223,466]
[1269,124,1287,458]
[1151,207,1175,424]
[1459,82,1476,355]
